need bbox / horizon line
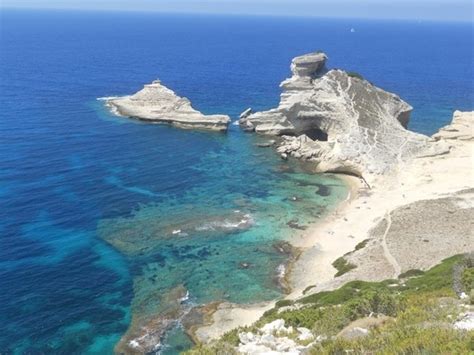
[1,6,473,24]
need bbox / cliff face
[239,52,446,179]
[106,80,230,131]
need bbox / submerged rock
[238,262,252,269]
[115,284,190,354]
[239,52,448,180]
[106,79,230,131]
[98,206,255,256]
[256,139,276,148]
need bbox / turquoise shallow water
[1,9,472,354]
[97,127,348,352]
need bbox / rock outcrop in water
[106,80,231,131]
[239,52,447,179]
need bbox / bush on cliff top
[184,255,472,355]
[346,71,364,80]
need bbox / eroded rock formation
[433,111,474,141]
[106,80,230,131]
[239,52,447,179]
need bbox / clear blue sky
[1,0,473,22]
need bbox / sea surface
[0,9,473,354]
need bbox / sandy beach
[193,111,474,343]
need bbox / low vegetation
[346,71,364,80]
[332,256,357,277]
[275,299,293,308]
[185,254,473,354]
[398,269,425,278]
[354,239,369,251]
[462,268,474,293]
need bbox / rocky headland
[188,51,473,354]
[105,80,230,131]
[107,53,473,354]
[239,52,447,181]
[189,109,474,355]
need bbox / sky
[1,0,473,22]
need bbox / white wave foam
[277,264,286,280]
[96,96,118,101]
[195,214,255,231]
[179,290,190,304]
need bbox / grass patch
[332,257,357,277]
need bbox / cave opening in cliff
[305,127,328,141]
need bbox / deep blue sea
[0,9,473,354]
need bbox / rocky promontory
[106,80,230,131]
[239,52,447,180]
[189,110,474,354]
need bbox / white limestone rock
[239,52,449,179]
[106,80,230,131]
[261,319,286,333]
[433,111,474,141]
[297,327,314,341]
[240,107,253,119]
[237,319,315,355]
[454,311,474,330]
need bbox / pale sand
[193,302,274,343]
[194,111,474,342]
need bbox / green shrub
[186,254,470,355]
[399,269,425,278]
[275,299,293,308]
[345,289,399,319]
[405,255,462,293]
[309,327,472,355]
[303,285,316,294]
[346,71,364,80]
[461,267,474,292]
[183,341,239,355]
[311,305,350,336]
[220,328,241,346]
[354,239,369,251]
[299,280,390,305]
[332,257,357,277]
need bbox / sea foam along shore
[192,110,474,343]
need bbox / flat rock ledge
[239,52,448,180]
[433,111,474,141]
[106,80,230,131]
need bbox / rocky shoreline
[191,110,474,349]
[103,52,473,353]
